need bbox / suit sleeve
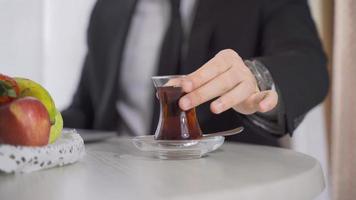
[61,55,95,129]
[254,0,329,134]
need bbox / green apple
[49,111,63,144]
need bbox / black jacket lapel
[181,0,215,74]
[94,0,138,129]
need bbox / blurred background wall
[0,0,44,82]
[2,1,352,200]
[0,0,96,109]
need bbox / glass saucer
[132,135,224,160]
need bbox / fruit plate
[132,135,224,159]
[0,129,85,173]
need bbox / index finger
[181,49,240,92]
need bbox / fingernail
[180,97,191,110]
[213,100,224,114]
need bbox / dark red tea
[155,86,202,140]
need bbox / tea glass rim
[151,75,186,80]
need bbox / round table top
[0,135,325,200]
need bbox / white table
[0,136,325,200]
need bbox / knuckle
[217,50,245,72]
[234,101,256,115]
[230,64,242,76]
[245,80,257,93]
[220,49,239,58]
[191,90,205,106]
[220,82,231,93]
[220,49,242,63]
[221,95,235,108]
[213,54,229,68]
[222,74,237,91]
[190,72,205,86]
[216,49,236,65]
[241,64,252,74]
[246,99,258,111]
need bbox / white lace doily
[0,129,85,173]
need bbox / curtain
[331,0,356,199]
[292,0,356,199]
[287,2,334,200]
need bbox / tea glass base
[132,135,224,160]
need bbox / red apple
[0,97,50,146]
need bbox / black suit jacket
[62,0,329,146]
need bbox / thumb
[233,90,278,114]
[255,90,278,113]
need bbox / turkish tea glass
[152,75,202,140]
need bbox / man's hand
[179,49,278,115]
